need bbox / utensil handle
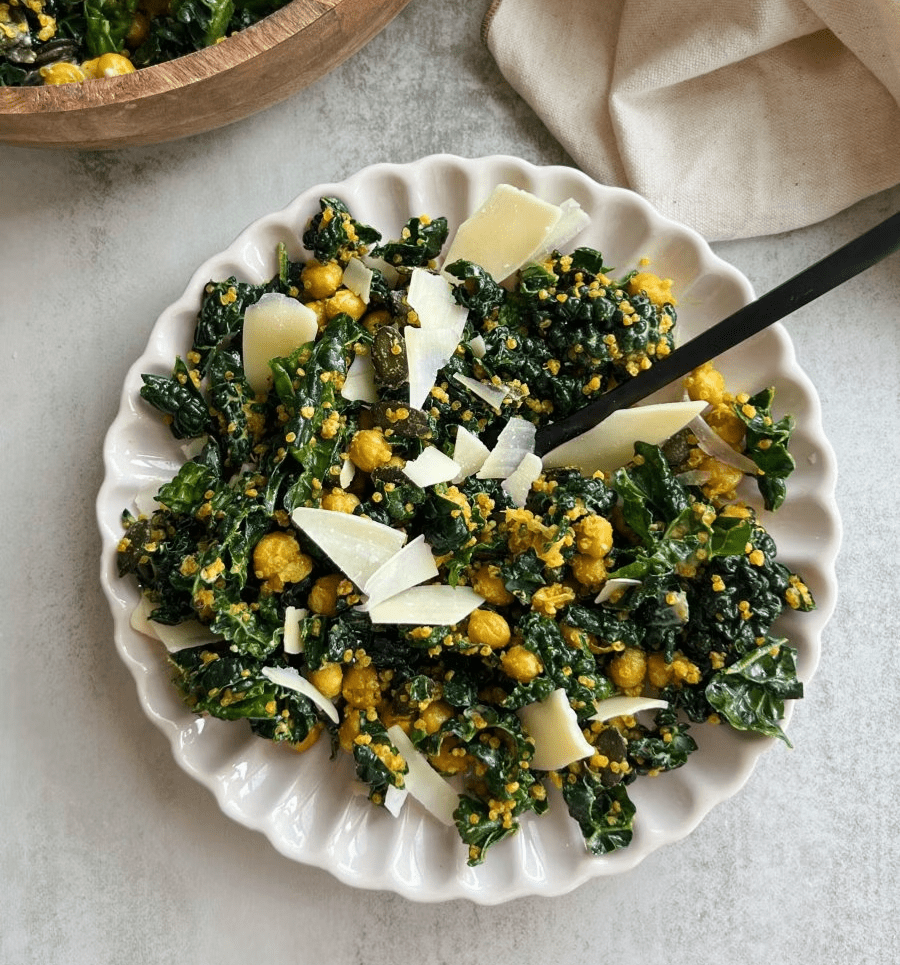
[535,210,900,455]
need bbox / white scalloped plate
[96,155,840,903]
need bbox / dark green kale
[705,640,803,745]
[84,0,138,55]
[627,707,697,774]
[562,774,636,856]
[301,197,381,264]
[372,216,449,269]
[140,356,209,440]
[735,387,796,511]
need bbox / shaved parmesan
[365,584,483,626]
[242,292,318,395]
[688,413,759,474]
[291,507,406,589]
[261,666,339,724]
[530,197,590,263]
[595,578,642,604]
[541,400,708,475]
[443,184,568,281]
[131,595,222,652]
[387,724,459,826]
[451,425,491,482]
[339,457,356,490]
[362,253,400,288]
[405,325,460,410]
[590,695,668,721]
[342,257,374,304]
[283,605,308,655]
[501,452,543,507]
[383,782,409,818]
[517,688,594,771]
[468,334,487,358]
[341,350,377,404]
[477,416,536,479]
[402,446,461,488]
[134,483,163,517]
[406,268,467,340]
[453,373,508,411]
[360,535,439,610]
[130,594,159,640]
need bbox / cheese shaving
[453,373,508,411]
[342,256,374,304]
[402,446,462,488]
[242,292,318,395]
[477,416,536,479]
[360,535,439,610]
[341,350,377,404]
[501,452,543,507]
[291,507,406,590]
[261,666,339,723]
[386,724,459,826]
[365,584,483,626]
[594,578,642,604]
[590,695,669,721]
[517,688,594,771]
[283,605,308,655]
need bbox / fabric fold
[485,0,900,240]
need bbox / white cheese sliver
[261,666,339,724]
[541,400,708,475]
[131,595,222,652]
[530,198,590,263]
[383,782,409,818]
[402,446,461,488]
[590,695,669,721]
[366,584,483,626]
[361,253,400,289]
[594,578,642,604]
[442,184,563,281]
[341,351,377,404]
[387,724,459,826]
[360,535,439,610]
[405,325,460,410]
[451,425,491,483]
[477,416,536,479]
[407,268,468,339]
[339,457,356,490]
[453,373,508,411]
[468,334,487,359]
[291,507,406,589]
[283,605,308,655]
[689,413,759,474]
[501,452,543,507]
[342,256,374,304]
[242,292,318,395]
[517,688,594,771]
[130,594,160,641]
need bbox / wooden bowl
[0,0,412,151]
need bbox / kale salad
[117,188,814,866]
[0,0,289,85]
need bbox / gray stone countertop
[1,2,899,962]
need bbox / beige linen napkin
[484,0,900,240]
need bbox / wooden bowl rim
[0,0,365,114]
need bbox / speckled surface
[1,2,899,962]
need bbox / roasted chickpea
[499,644,543,683]
[466,608,511,650]
[348,428,393,473]
[301,260,343,300]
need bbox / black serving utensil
[532,210,900,458]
